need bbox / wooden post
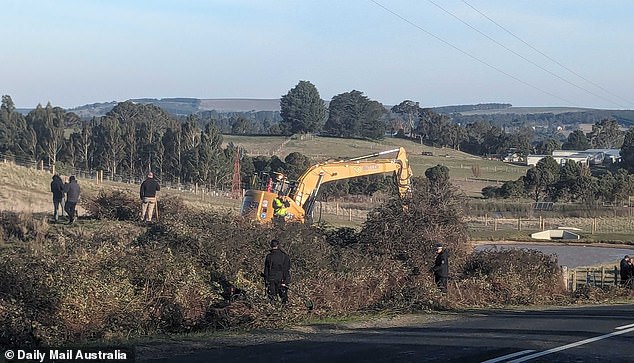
[562,266,569,291]
[195,183,198,195]
[614,267,619,286]
[485,214,488,227]
[518,217,522,231]
[572,270,577,291]
[601,267,605,288]
[494,218,498,231]
[592,218,597,234]
[349,209,352,222]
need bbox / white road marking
[481,350,535,363]
[615,322,634,330]
[507,326,634,362]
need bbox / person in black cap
[263,239,291,304]
[620,255,631,286]
[431,243,448,293]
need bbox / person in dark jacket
[50,174,64,222]
[263,239,291,304]
[621,255,632,286]
[431,243,448,293]
[140,172,160,222]
[63,175,80,224]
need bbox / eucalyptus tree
[391,100,420,137]
[562,130,590,150]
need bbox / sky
[2,0,634,110]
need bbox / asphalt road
[140,304,634,363]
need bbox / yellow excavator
[240,147,412,223]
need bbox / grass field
[0,162,239,216]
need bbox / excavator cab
[240,172,303,223]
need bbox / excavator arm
[292,147,412,216]
[241,147,412,223]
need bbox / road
[139,304,634,363]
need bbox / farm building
[526,148,620,167]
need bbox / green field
[224,135,528,197]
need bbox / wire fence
[466,215,634,234]
[0,152,236,198]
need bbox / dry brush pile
[1,184,623,348]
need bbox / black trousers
[64,201,77,221]
[267,279,288,303]
[434,274,448,292]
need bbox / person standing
[140,171,160,222]
[263,239,291,304]
[63,176,80,224]
[621,255,632,286]
[50,174,64,223]
[431,243,449,293]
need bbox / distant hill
[68,98,281,118]
[64,98,634,129]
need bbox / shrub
[460,249,567,306]
[83,190,138,220]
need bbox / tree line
[2,79,633,196]
[483,156,634,205]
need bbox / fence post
[614,267,619,285]
[601,267,605,288]
[349,209,352,222]
[494,218,498,231]
[485,214,488,227]
[572,270,577,291]
[562,266,569,291]
[518,217,522,231]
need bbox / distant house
[583,149,621,163]
[526,148,621,167]
[526,154,589,167]
[502,152,522,163]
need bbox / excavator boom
[240,147,412,223]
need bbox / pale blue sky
[2,0,633,109]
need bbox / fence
[0,152,235,201]
[467,215,634,235]
[562,265,629,291]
